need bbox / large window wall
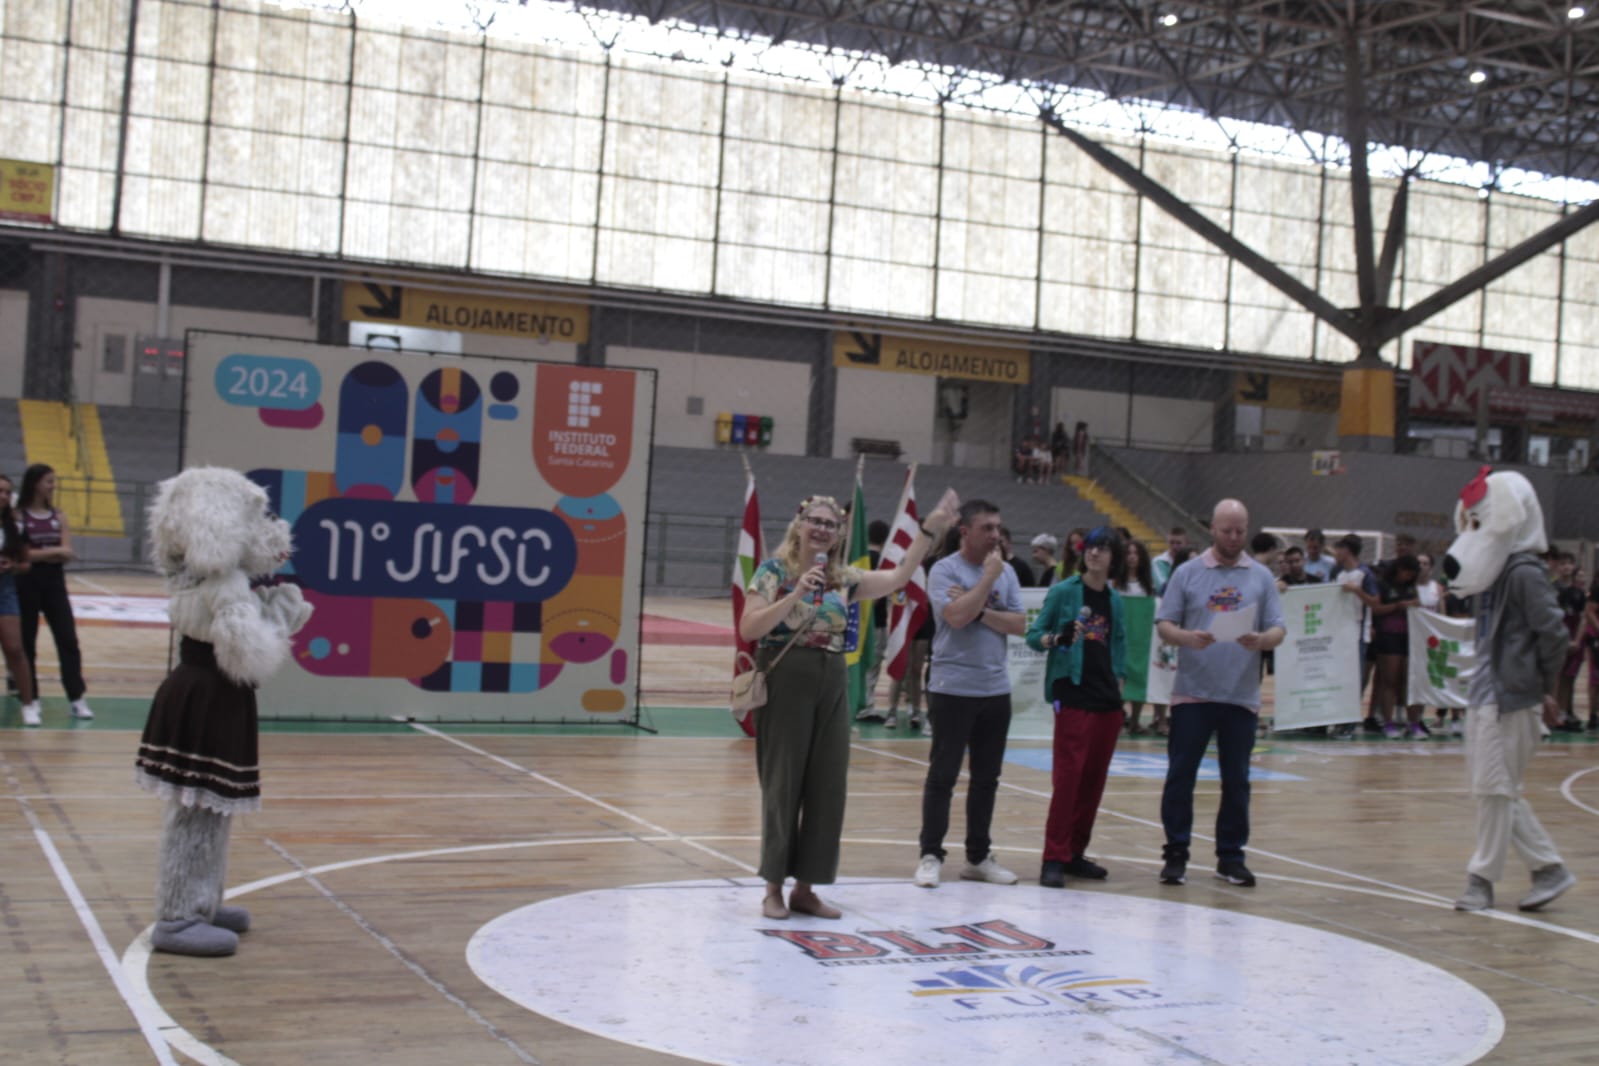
[4,0,1598,386]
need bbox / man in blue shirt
[914,499,1026,889]
[1155,498,1286,888]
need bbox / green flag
[1120,596,1156,703]
[844,474,873,713]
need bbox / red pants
[1043,705,1124,863]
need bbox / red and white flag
[730,462,765,736]
[879,465,929,681]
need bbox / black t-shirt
[1280,571,1319,586]
[1009,555,1035,588]
[1557,581,1586,631]
[1050,582,1122,712]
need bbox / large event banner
[1407,608,1477,709]
[1273,583,1364,729]
[1120,596,1156,703]
[182,333,655,722]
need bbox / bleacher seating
[647,445,1113,592]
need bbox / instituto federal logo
[1427,634,1462,688]
[566,379,602,428]
[1302,601,1323,636]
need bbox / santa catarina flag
[729,468,764,737]
[881,467,928,682]
[844,472,873,713]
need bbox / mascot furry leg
[135,467,312,956]
[1442,467,1577,913]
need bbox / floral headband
[796,494,842,517]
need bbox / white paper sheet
[1206,604,1260,643]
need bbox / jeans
[1160,701,1255,862]
[919,691,1011,864]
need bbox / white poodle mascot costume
[1441,466,1575,913]
[134,467,312,956]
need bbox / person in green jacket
[1025,526,1129,888]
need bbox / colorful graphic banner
[1273,583,1364,730]
[183,333,654,721]
[1406,608,1477,710]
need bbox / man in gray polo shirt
[1154,498,1285,888]
[913,499,1026,888]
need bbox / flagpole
[843,453,865,563]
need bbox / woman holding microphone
[741,487,958,920]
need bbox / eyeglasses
[804,516,839,531]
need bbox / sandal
[762,893,790,920]
[788,893,841,920]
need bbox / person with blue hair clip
[1026,526,1129,887]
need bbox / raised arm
[854,488,959,600]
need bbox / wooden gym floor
[2,573,1598,1064]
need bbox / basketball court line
[851,738,1599,941]
[0,751,179,1066]
[1560,766,1599,817]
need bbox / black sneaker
[1039,860,1067,889]
[1215,861,1256,887]
[1361,716,1383,734]
[1158,857,1187,885]
[1064,856,1108,880]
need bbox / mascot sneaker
[212,904,252,934]
[1454,875,1494,912]
[1518,864,1576,912]
[152,919,240,957]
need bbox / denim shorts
[0,573,16,617]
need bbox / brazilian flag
[843,475,874,713]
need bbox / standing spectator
[740,490,957,920]
[1072,422,1091,476]
[1155,499,1285,887]
[1152,527,1189,591]
[1056,527,1088,584]
[0,473,40,727]
[1585,569,1599,731]
[1302,528,1335,582]
[1278,545,1318,589]
[1331,533,1380,735]
[1412,551,1443,732]
[855,520,892,723]
[885,556,935,733]
[1349,555,1425,738]
[1000,526,1034,587]
[16,464,92,721]
[1553,551,1587,731]
[1118,537,1154,735]
[913,499,1026,890]
[1027,527,1129,886]
[1029,533,1060,588]
[1050,421,1071,475]
[1248,532,1281,573]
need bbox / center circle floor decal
[467,878,1503,1065]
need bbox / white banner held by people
[1273,583,1364,730]
[1406,608,1476,709]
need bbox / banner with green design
[1406,608,1476,709]
[1273,583,1364,729]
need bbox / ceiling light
[1161,13,1179,27]
[1569,7,1586,20]
[1468,70,1486,84]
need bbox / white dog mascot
[1441,466,1575,913]
[134,467,313,956]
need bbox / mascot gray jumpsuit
[135,467,313,956]
[1442,467,1576,914]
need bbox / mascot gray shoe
[135,468,312,957]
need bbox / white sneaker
[20,702,41,727]
[70,699,94,720]
[913,854,942,888]
[959,854,1019,885]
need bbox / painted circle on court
[467,879,1502,1065]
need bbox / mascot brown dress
[134,467,312,956]
[1441,467,1576,913]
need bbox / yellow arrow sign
[832,331,1028,385]
[342,283,590,344]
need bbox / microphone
[1059,606,1091,646]
[813,552,828,605]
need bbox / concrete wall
[611,345,811,455]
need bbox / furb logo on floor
[911,963,1174,1017]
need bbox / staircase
[17,400,126,536]
[1062,475,1165,553]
